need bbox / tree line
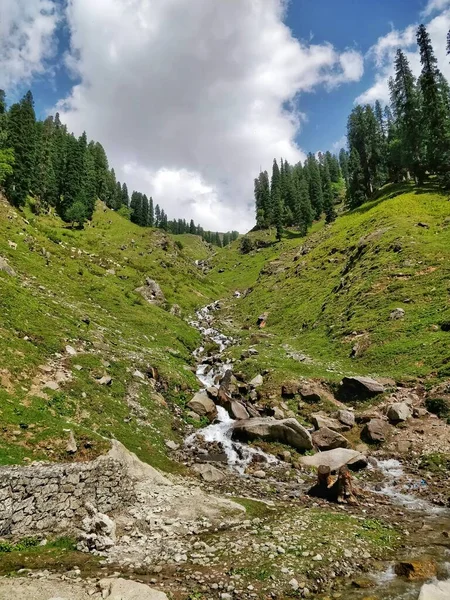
[0,91,235,248]
[254,24,450,239]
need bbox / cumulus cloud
[422,0,450,17]
[0,0,60,90]
[357,9,450,105]
[55,0,363,231]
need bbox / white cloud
[55,0,363,232]
[357,10,450,105]
[422,0,450,17]
[0,0,60,91]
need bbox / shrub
[425,397,450,419]
[240,236,254,254]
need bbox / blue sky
[1,0,450,230]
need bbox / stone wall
[0,454,134,538]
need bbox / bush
[425,397,450,419]
[240,236,254,254]
[65,201,87,228]
[175,240,183,250]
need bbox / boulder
[336,409,355,428]
[298,384,321,403]
[299,448,368,472]
[66,430,77,454]
[98,375,112,386]
[361,418,388,443]
[232,417,313,451]
[419,580,450,600]
[187,391,217,421]
[249,374,263,387]
[339,376,385,400]
[395,559,437,580]
[281,381,300,397]
[193,463,225,482]
[230,401,249,420]
[135,278,166,306]
[272,406,285,420]
[0,256,16,277]
[390,307,405,320]
[311,413,349,432]
[387,402,412,423]
[99,578,168,599]
[312,427,349,451]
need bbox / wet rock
[337,409,355,428]
[232,417,313,451]
[390,307,405,320]
[193,463,225,482]
[395,559,437,580]
[387,402,411,423]
[311,413,349,432]
[0,256,16,277]
[299,448,368,472]
[206,387,219,399]
[99,578,168,599]
[362,418,388,443]
[312,427,349,450]
[135,278,166,306]
[187,391,217,421]
[339,376,385,400]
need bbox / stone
[78,502,116,553]
[99,578,168,599]
[299,448,368,472]
[170,304,181,317]
[390,307,405,320]
[229,401,249,420]
[232,417,313,451]
[66,431,77,454]
[337,409,355,428]
[395,559,437,580]
[281,381,300,397]
[165,440,179,451]
[339,376,385,400]
[193,463,225,482]
[362,418,388,443]
[272,406,285,420]
[249,374,263,387]
[387,402,412,423]
[98,375,112,386]
[0,256,16,277]
[187,391,217,421]
[253,470,266,479]
[311,413,348,432]
[206,387,219,399]
[312,427,349,450]
[289,578,299,591]
[135,278,166,306]
[419,580,450,600]
[133,369,145,380]
[298,384,321,403]
[65,345,77,356]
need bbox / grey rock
[187,391,217,421]
[135,278,166,306]
[299,448,368,472]
[66,431,77,454]
[98,375,112,386]
[170,304,181,317]
[337,409,355,428]
[339,376,385,400]
[390,307,405,320]
[65,345,77,356]
[249,374,263,387]
[193,463,225,482]
[312,427,349,451]
[78,502,116,553]
[311,413,348,432]
[253,470,266,479]
[387,402,411,423]
[165,440,180,451]
[298,384,321,403]
[418,580,450,600]
[99,578,168,599]
[362,418,388,442]
[272,406,285,420]
[0,256,16,277]
[229,401,249,420]
[232,417,313,451]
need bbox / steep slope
[0,197,219,467]
[209,183,450,384]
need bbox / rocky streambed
[185,301,450,599]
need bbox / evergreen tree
[339,148,349,185]
[142,194,149,226]
[121,182,129,206]
[306,153,323,219]
[347,148,366,209]
[33,116,58,209]
[222,232,230,246]
[148,196,154,226]
[272,185,283,241]
[155,204,161,227]
[130,191,142,225]
[270,159,281,225]
[5,91,36,206]
[295,178,313,236]
[322,163,336,223]
[189,219,196,234]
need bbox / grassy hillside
[208,183,450,385]
[0,197,219,468]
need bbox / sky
[1,0,450,232]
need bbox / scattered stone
[281,381,300,397]
[133,369,146,380]
[187,391,218,421]
[66,431,77,454]
[249,374,263,387]
[311,413,349,432]
[77,502,116,553]
[298,384,322,403]
[361,418,388,443]
[253,470,266,479]
[337,409,355,428]
[289,578,299,591]
[165,440,180,451]
[0,256,16,277]
[135,278,166,306]
[272,406,285,420]
[98,375,112,386]
[339,376,385,400]
[312,427,349,451]
[390,308,405,320]
[299,448,368,472]
[170,304,182,317]
[387,402,412,423]
[229,400,249,420]
[65,345,77,356]
[193,463,225,482]
[232,417,313,451]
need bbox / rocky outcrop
[135,277,166,306]
[0,256,16,277]
[361,418,388,442]
[299,448,368,472]
[77,502,116,553]
[387,402,411,423]
[338,376,385,400]
[312,427,349,451]
[232,417,313,451]
[187,391,218,421]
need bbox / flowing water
[188,302,450,599]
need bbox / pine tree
[339,148,349,185]
[347,148,366,209]
[142,194,149,226]
[417,24,450,175]
[5,91,36,206]
[121,182,129,207]
[52,113,67,201]
[272,185,283,241]
[155,204,161,227]
[322,163,336,223]
[306,153,323,219]
[33,116,58,209]
[295,178,313,236]
[148,197,154,226]
[270,159,281,226]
